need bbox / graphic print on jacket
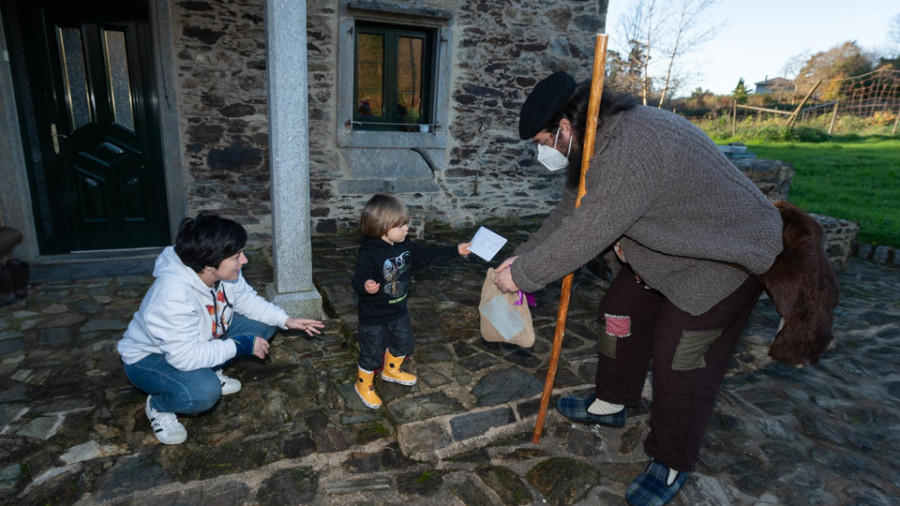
[207,288,234,338]
[383,251,411,298]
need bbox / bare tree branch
[612,0,721,105]
[889,12,900,45]
[657,0,721,107]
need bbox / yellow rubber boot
[381,350,417,386]
[354,368,382,409]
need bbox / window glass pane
[357,33,384,117]
[397,36,423,123]
[103,29,135,132]
[57,26,92,131]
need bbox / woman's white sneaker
[215,369,242,395]
[145,396,187,445]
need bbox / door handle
[50,123,68,154]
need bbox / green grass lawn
[742,136,900,248]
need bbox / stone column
[264,0,323,319]
[0,11,39,261]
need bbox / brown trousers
[595,264,762,472]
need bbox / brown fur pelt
[757,201,840,366]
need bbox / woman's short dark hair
[360,194,409,239]
[174,213,248,272]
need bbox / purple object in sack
[515,291,536,307]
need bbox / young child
[351,194,471,409]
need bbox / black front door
[3,0,169,253]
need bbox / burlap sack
[478,268,535,348]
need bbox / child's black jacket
[351,237,458,325]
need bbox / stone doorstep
[396,384,594,462]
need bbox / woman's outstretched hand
[285,318,325,336]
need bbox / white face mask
[536,128,572,171]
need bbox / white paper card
[470,226,508,262]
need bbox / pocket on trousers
[599,314,631,359]
[671,328,724,371]
[599,332,618,359]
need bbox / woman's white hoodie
[116,247,289,370]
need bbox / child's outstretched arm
[458,242,472,256]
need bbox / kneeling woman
[117,213,324,444]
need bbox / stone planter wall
[814,214,860,272]
[731,158,794,203]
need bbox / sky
[604,0,899,96]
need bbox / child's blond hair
[360,194,410,239]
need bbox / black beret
[518,71,577,140]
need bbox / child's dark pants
[357,313,415,371]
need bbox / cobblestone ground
[0,221,897,505]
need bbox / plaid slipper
[555,395,626,427]
[625,460,689,506]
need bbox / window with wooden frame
[337,2,452,148]
[353,22,435,132]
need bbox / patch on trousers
[671,328,724,371]
[599,314,631,359]
[605,314,631,337]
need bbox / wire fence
[732,68,900,134]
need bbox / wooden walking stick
[532,34,608,444]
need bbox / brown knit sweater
[511,105,783,315]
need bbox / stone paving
[0,220,898,506]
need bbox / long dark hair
[174,213,248,272]
[545,83,637,189]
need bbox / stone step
[396,386,580,461]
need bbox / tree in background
[618,0,661,105]
[676,87,720,115]
[794,41,875,100]
[890,12,900,49]
[879,13,900,70]
[655,0,719,108]
[606,49,645,96]
[732,78,748,104]
[686,87,711,108]
[612,0,721,108]
[667,87,732,118]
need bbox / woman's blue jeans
[123,314,277,414]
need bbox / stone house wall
[172,0,274,244]
[171,0,608,247]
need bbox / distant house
[754,77,795,95]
